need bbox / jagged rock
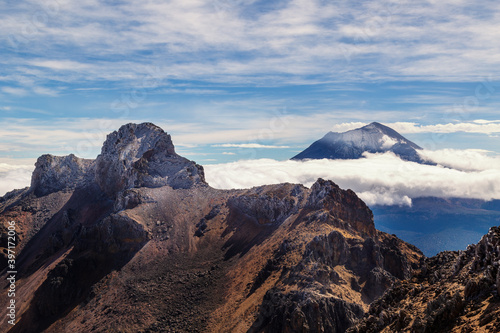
[306,179,375,236]
[349,226,500,333]
[95,123,206,197]
[30,154,94,196]
[249,289,365,333]
[228,185,303,225]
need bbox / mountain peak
[292,122,424,162]
[29,123,206,198]
[95,122,206,196]
[30,154,94,196]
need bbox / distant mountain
[292,122,425,163]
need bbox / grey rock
[30,154,94,196]
[249,289,364,333]
[94,123,207,197]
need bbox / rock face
[95,122,206,196]
[292,122,425,163]
[30,154,94,196]
[348,226,500,333]
[0,123,424,333]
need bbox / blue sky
[1,0,500,196]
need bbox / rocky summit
[0,123,497,333]
[292,122,425,163]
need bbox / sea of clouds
[0,163,33,197]
[2,149,499,207]
[205,149,500,206]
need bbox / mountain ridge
[292,122,425,163]
[0,123,422,333]
[1,122,499,333]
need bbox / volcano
[292,122,425,163]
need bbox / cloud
[204,151,500,206]
[329,121,500,135]
[418,149,500,172]
[2,0,500,90]
[32,86,59,96]
[213,143,291,149]
[29,59,92,71]
[1,87,28,96]
[3,117,500,168]
[380,135,398,149]
[3,144,500,209]
[0,163,33,196]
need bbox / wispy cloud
[1,87,28,96]
[213,143,291,149]
[2,117,500,164]
[2,0,500,90]
[330,121,500,135]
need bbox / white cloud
[0,163,33,196]
[1,87,28,96]
[29,59,92,71]
[213,143,291,149]
[33,86,59,96]
[418,149,500,172]
[330,121,500,135]
[2,0,500,88]
[204,151,500,206]
[379,134,398,149]
[2,117,500,167]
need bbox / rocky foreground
[0,123,498,333]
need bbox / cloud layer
[2,147,500,206]
[204,150,500,206]
[2,0,500,90]
[0,163,33,196]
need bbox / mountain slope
[348,225,500,333]
[292,122,424,163]
[0,123,422,333]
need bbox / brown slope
[0,123,423,333]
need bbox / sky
[1,0,500,201]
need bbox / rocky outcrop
[95,123,206,197]
[30,154,94,196]
[28,123,206,199]
[249,289,365,333]
[228,184,305,225]
[306,179,375,237]
[348,226,500,333]
[250,228,420,333]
